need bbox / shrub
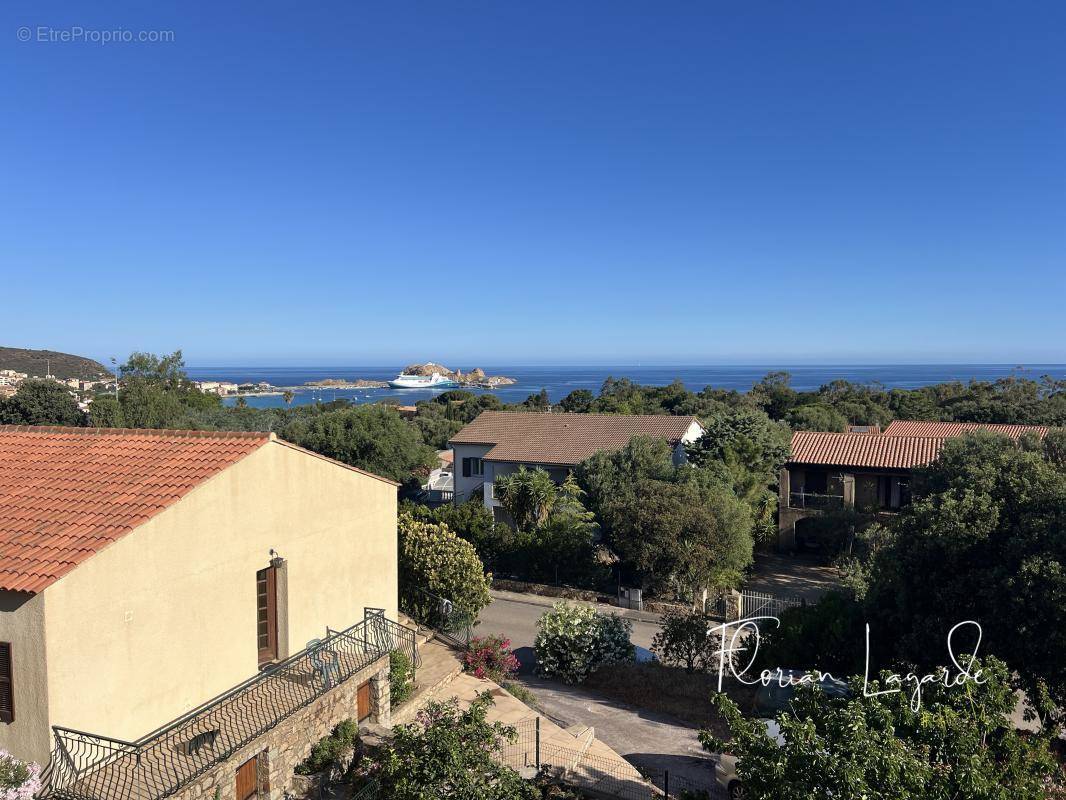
[464,635,520,682]
[294,719,359,775]
[651,608,718,673]
[398,511,492,616]
[366,693,538,800]
[390,650,414,706]
[534,602,634,684]
[0,751,41,800]
[753,591,867,677]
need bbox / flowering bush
[398,512,492,615]
[0,751,41,800]
[534,601,634,684]
[464,635,520,682]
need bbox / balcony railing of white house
[42,611,413,800]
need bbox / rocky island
[299,363,516,390]
[400,362,517,388]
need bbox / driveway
[743,552,841,602]
[476,592,720,788]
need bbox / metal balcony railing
[788,491,845,510]
[44,612,409,800]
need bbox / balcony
[45,612,415,800]
[788,491,845,511]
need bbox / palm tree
[493,467,557,530]
[282,390,295,406]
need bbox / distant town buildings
[194,380,241,396]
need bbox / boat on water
[388,371,459,389]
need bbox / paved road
[476,592,720,790]
[476,590,663,670]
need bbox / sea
[183,364,1066,410]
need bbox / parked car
[716,672,852,798]
[715,719,781,800]
[751,669,851,716]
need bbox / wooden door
[235,756,258,800]
[256,566,278,665]
[357,680,371,722]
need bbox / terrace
[44,612,415,800]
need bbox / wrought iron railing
[788,491,845,510]
[399,587,475,648]
[45,614,396,800]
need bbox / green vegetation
[864,431,1066,728]
[0,379,84,426]
[577,436,754,600]
[534,601,634,684]
[650,608,720,674]
[0,346,110,381]
[389,650,414,707]
[398,510,492,616]
[367,693,538,800]
[294,719,359,775]
[700,658,1057,800]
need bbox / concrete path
[744,553,841,602]
[513,674,718,788]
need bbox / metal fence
[739,589,805,619]
[399,586,475,648]
[44,614,398,800]
[788,491,844,510]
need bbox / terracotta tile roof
[0,426,271,594]
[882,420,1050,439]
[789,431,949,470]
[449,411,701,466]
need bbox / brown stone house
[0,426,406,800]
[778,420,1050,549]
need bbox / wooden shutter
[235,756,258,800]
[0,642,12,723]
[256,567,278,665]
[356,680,371,722]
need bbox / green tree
[88,394,124,427]
[282,390,295,406]
[603,478,753,600]
[493,466,557,530]
[0,379,84,426]
[369,693,537,800]
[398,511,492,616]
[281,404,435,484]
[510,475,605,586]
[865,432,1066,728]
[753,591,867,676]
[786,404,848,432]
[700,657,1057,800]
[558,389,595,413]
[685,408,791,505]
[651,608,719,673]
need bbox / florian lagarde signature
[708,617,987,711]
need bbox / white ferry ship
[388,372,459,389]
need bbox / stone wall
[172,655,390,800]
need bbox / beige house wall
[0,591,50,763]
[30,440,396,759]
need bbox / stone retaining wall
[172,655,390,800]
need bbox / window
[256,566,278,665]
[0,642,12,723]
[461,457,484,478]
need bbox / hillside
[0,347,112,381]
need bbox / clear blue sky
[2,1,1063,366]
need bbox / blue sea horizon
[185,363,1066,410]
